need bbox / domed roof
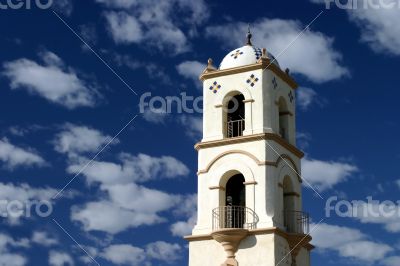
[219,45,280,70]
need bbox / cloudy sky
[0,0,400,265]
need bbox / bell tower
[185,31,313,266]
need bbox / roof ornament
[246,24,252,46]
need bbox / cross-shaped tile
[272,77,278,89]
[246,74,259,87]
[209,81,222,94]
[230,50,243,59]
[288,91,294,103]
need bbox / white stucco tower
[185,31,313,266]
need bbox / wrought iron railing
[227,119,245,138]
[283,210,310,234]
[212,206,259,231]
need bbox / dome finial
[246,24,252,46]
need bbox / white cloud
[296,87,317,110]
[0,182,75,224]
[0,233,29,266]
[176,61,204,87]
[312,223,393,262]
[179,115,203,140]
[171,194,197,237]
[100,242,181,265]
[350,201,400,233]
[142,108,168,124]
[106,183,179,213]
[71,183,179,234]
[0,139,46,169]
[146,241,181,262]
[98,0,208,54]
[0,183,58,202]
[32,231,58,247]
[2,51,100,109]
[53,124,116,158]
[296,132,312,150]
[383,256,400,266]
[69,152,189,234]
[302,157,358,191]
[67,152,189,186]
[52,0,73,16]
[100,244,146,265]
[105,11,143,44]
[206,19,349,83]
[348,4,400,55]
[48,251,74,266]
[310,0,400,55]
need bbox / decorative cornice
[195,133,304,158]
[185,227,314,252]
[199,61,298,89]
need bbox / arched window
[226,94,245,138]
[225,174,245,228]
[278,97,289,141]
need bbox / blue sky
[0,0,400,265]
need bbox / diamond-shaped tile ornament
[246,74,259,87]
[230,50,243,59]
[272,77,278,89]
[288,91,294,103]
[209,81,222,94]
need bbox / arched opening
[226,94,245,138]
[278,97,289,141]
[283,176,296,232]
[225,174,245,228]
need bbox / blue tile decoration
[209,81,222,94]
[272,77,278,89]
[253,47,262,60]
[246,74,259,87]
[288,91,294,103]
[230,49,243,59]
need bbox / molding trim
[195,133,304,158]
[209,186,225,191]
[279,111,293,117]
[243,181,258,185]
[185,227,314,251]
[197,149,302,183]
[284,192,300,198]
[242,99,255,103]
[199,61,298,90]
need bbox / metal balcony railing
[212,206,259,231]
[283,210,310,234]
[227,119,245,138]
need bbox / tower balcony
[211,206,258,266]
[283,210,310,235]
[227,119,245,138]
[212,206,259,230]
